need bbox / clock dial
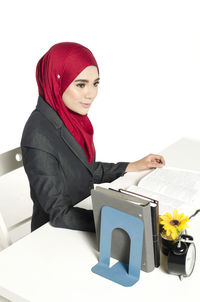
[185,243,196,276]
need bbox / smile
[80,103,92,108]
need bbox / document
[127,166,200,215]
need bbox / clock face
[185,243,196,276]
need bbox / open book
[127,166,200,215]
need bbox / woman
[21,42,165,232]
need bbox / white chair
[0,296,12,302]
[0,147,32,250]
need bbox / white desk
[0,138,199,302]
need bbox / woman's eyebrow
[74,77,100,83]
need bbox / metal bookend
[91,206,144,287]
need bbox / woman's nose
[85,86,97,100]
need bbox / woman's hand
[125,154,165,173]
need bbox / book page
[137,166,200,204]
[127,183,200,216]
[127,184,189,214]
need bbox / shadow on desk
[82,231,99,260]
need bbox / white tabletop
[0,137,199,302]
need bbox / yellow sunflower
[160,209,189,240]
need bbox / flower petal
[171,228,178,240]
[172,209,178,220]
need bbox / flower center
[170,219,180,226]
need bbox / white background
[0,0,200,162]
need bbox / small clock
[168,235,196,278]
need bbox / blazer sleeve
[93,161,129,184]
[21,147,95,232]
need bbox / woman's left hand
[125,154,165,173]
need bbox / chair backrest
[0,147,23,176]
[0,147,32,250]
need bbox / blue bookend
[91,206,144,287]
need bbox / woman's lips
[80,103,91,108]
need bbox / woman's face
[62,66,99,115]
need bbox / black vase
[161,236,178,256]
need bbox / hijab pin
[57,74,61,79]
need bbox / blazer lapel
[60,125,94,175]
[36,96,94,175]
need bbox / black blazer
[21,96,128,232]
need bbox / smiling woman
[62,66,100,115]
[21,42,165,232]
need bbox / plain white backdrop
[1,0,200,163]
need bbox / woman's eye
[94,81,99,87]
[77,83,85,88]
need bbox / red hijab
[36,42,99,164]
